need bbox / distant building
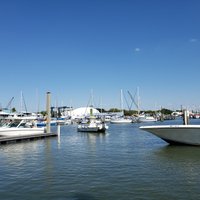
[70,107,100,119]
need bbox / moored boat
[110,117,132,124]
[140,124,200,146]
[77,116,108,133]
[0,120,45,137]
[138,115,157,122]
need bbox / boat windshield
[0,121,10,127]
[7,121,21,128]
[0,120,32,128]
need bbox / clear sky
[0,0,200,112]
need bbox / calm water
[1,119,200,200]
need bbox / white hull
[138,116,157,122]
[110,118,132,124]
[77,124,108,133]
[140,125,200,146]
[77,126,99,132]
[0,127,45,137]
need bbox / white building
[70,107,100,119]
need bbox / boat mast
[137,87,140,115]
[20,91,23,116]
[120,89,124,116]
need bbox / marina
[1,118,200,199]
[1,0,199,199]
[0,92,58,144]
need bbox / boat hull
[0,128,45,137]
[140,125,200,146]
[110,118,132,124]
[77,127,106,133]
[77,124,108,133]
[138,117,157,122]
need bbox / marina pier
[0,92,58,145]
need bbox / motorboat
[110,117,132,124]
[36,119,57,127]
[140,124,200,146]
[0,120,45,137]
[138,114,157,122]
[77,116,108,133]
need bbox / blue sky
[0,0,200,112]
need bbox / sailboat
[77,108,109,132]
[77,91,109,132]
[110,90,132,124]
[128,87,157,122]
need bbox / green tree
[11,107,16,113]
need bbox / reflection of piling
[183,109,189,125]
[57,124,60,135]
[46,92,51,133]
[57,124,61,147]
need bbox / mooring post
[183,109,189,125]
[46,92,51,133]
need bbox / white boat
[36,119,57,127]
[0,120,45,137]
[140,124,200,146]
[138,115,157,122]
[110,117,132,124]
[77,116,108,133]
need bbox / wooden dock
[0,133,57,144]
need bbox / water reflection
[86,132,106,144]
[152,145,200,181]
[77,132,107,152]
[71,192,99,200]
[0,141,42,167]
[154,145,200,160]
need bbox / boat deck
[0,132,57,144]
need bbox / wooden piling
[183,109,189,125]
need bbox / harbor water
[1,118,200,200]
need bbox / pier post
[46,92,51,133]
[183,109,189,125]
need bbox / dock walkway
[0,133,57,144]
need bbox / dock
[0,92,59,145]
[0,133,57,144]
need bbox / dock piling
[183,109,189,125]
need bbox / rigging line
[124,92,131,111]
[127,90,138,109]
[84,94,92,116]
